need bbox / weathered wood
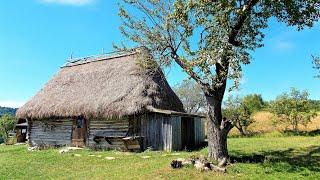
[87,118,130,149]
[139,113,182,151]
[194,117,205,146]
[171,116,182,151]
[28,113,204,151]
[29,119,72,147]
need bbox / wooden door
[181,117,194,150]
[72,118,87,147]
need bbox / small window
[76,118,83,128]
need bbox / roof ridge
[61,50,137,68]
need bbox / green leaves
[118,0,319,93]
[270,88,317,132]
[173,79,206,114]
[223,95,256,135]
[0,114,16,140]
[312,54,320,78]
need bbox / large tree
[117,0,319,165]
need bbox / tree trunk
[292,119,298,132]
[236,126,246,136]
[205,95,233,166]
[207,120,229,161]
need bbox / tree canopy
[313,55,320,78]
[223,95,254,136]
[118,0,319,91]
[0,114,16,141]
[242,94,265,113]
[270,88,317,132]
[173,79,206,114]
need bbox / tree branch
[228,0,260,46]
[220,117,234,133]
[171,52,212,94]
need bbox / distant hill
[0,106,17,117]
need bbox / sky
[0,0,319,108]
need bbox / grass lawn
[0,135,320,180]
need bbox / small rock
[59,149,69,154]
[171,153,180,156]
[59,147,83,154]
[73,154,81,157]
[204,167,211,171]
[177,158,185,161]
[67,147,83,150]
[194,160,205,171]
[218,157,227,167]
[182,159,193,166]
[105,157,116,160]
[210,164,226,172]
[14,143,26,146]
[27,147,38,151]
[141,156,151,159]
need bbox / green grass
[1,135,320,179]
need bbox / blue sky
[0,0,319,108]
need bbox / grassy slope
[1,135,319,180]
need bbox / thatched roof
[16,49,185,120]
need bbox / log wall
[29,119,72,147]
[28,114,204,151]
[87,118,129,149]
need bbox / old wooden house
[16,49,205,151]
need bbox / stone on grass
[28,147,39,151]
[105,157,116,160]
[141,156,151,159]
[59,147,83,154]
[171,153,180,156]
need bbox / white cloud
[40,0,95,6]
[275,41,295,50]
[0,101,25,108]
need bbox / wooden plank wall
[140,113,182,151]
[193,117,205,146]
[29,119,72,147]
[87,118,129,149]
[170,116,182,151]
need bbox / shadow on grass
[228,129,320,138]
[230,145,320,172]
[282,129,320,137]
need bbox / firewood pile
[170,156,226,172]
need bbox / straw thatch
[16,50,184,120]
